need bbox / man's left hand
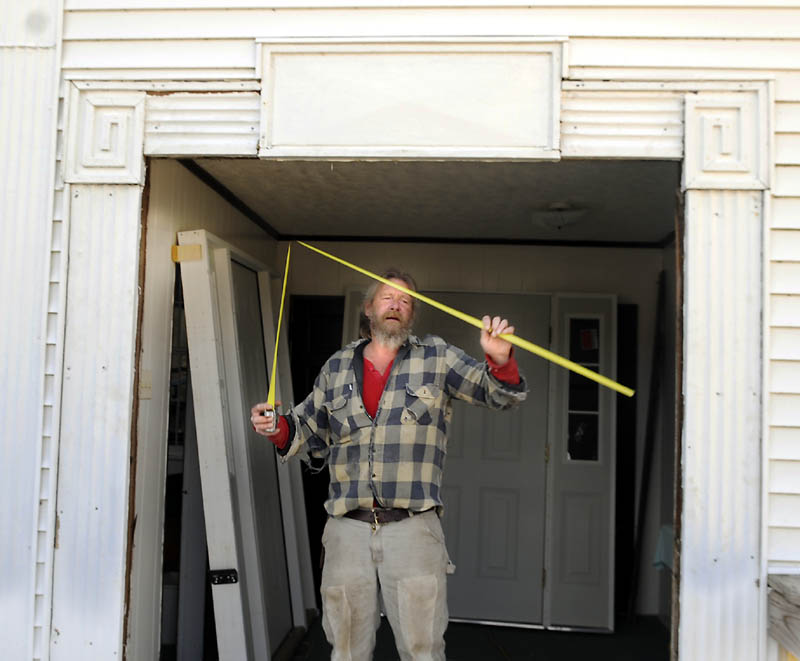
[480,315,514,366]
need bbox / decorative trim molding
[65,85,145,185]
[257,37,565,160]
[684,89,769,190]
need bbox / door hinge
[209,568,239,585]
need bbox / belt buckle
[371,508,380,532]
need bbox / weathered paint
[2,1,800,658]
[0,46,58,661]
[561,90,683,158]
[50,184,142,660]
[682,190,763,660]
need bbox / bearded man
[251,269,527,661]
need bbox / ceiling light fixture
[530,202,588,231]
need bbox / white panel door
[179,230,292,658]
[414,293,550,624]
[545,295,617,631]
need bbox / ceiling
[192,158,681,245]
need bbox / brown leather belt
[344,508,412,526]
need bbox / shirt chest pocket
[401,383,442,425]
[324,392,369,443]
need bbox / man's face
[366,278,414,339]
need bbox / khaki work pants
[320,510,450,661]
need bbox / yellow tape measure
[267,243,291,408]
[269,240,635,400]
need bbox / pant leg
[320,517,381,661]
[376,511,449,661]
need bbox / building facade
[2,1,799,659]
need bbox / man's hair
[359,268,418,339]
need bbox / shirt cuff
[486,350,520,385]
[270,415,290,450]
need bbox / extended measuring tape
[266,241,635,406]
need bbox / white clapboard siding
[144,92,260,155]
[772,296,800,328]
[56,0,800,8]
[62,6,800,40]
[772,328,800,361]
[561,91,683,158]
[570,38,800,71]
[771,361,800,394]
[771,394,800,428]
[772,263,800,294]
[778,135,800,165]
[770,494,800,527]
[776,167,800,198]
[778,103,800,132]
[773,197,800,229]
[570,69,800,101]
[770,528,800,564]
[772,428,800,461]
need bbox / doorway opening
[150,156,680,658]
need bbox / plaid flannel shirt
[283,334,528,517]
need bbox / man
[251,269,527,660]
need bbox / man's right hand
[250,401,280,437]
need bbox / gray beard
[370,319,411,350]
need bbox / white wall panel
[682,189,762,660]
[561,90,683,158]
[0,46,58,661]
[50,184,142,661]
[144,92,259,156]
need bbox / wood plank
[772,394,800,427]
[770,359,800,394]
[776,167,800,197]
[63,6,800,40]
[778,134,800,166]
[570,37,800,70]
[778,103,800,132]
[568,68,800,101]
[771,426,800,460]
[62,0,800,8]
[770,494,800,527]
[62,39,254,70]
[768,574,800,657]
[772,230,800,261]
[770,528,800,563]
[772,295,800,327]
[772,328,800,360]
[772,263,800,294]
[770,458,800,493]
[773,198,800,229]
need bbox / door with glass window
[545,294,617,630]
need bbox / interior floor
[290,615,670,661]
